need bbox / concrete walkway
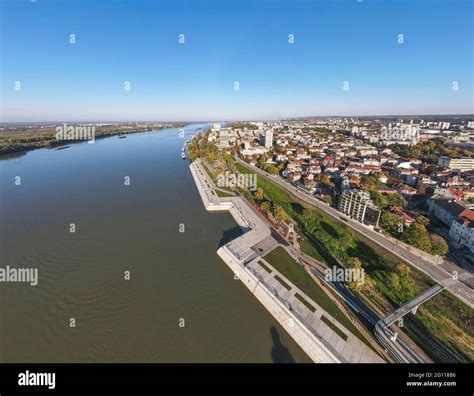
[247,256,384,363]
[189,159,385,363]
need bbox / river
[0,124,311,363]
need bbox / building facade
[338,189,381,227]
[437,156,474,172]
[449,218,474,253]
[263,129,273,148]
[429,199,468,227]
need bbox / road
[235,157,474,309]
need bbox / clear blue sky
[1,0,473,122]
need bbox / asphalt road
[235,157,474,309]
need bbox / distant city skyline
[1,0,473,122]
[2,112,473,125]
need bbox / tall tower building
[264,129,273,148]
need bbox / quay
[190,159,384,363]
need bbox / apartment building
[338,189,381,227]
[437,156,474,172]
[449,217,474,253]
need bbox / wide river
[0,124,311,362]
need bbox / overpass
[382,284,445,327]
[375,284,445,363]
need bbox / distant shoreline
[0,124,186,158]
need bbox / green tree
[385,193,407,208]
[388,272,401,291]
[206,150,218,162]
[346,257,373,293]
[340,233,353,250]
[320,175,334,188]
[264,164,280,175]
[275,205,289,223]
[372,191,388,209]
[324,195,332,205]
[362,175,379,191]
[394,264,417,301]
[380,211,403,236]
[361,275,375,294]
[396,263,411,276]
[415,215,430,227]
[260,201,270,215]
[401,223,432,252]
[430,233,449,256]
[255,187,265,201]
[347,257,362,268]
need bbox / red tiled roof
[460,209,474,221]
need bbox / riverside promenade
[190,159,384,363]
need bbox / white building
[241,147,268,156]
[262,129,273,148]
[217,129,229,148]
[437,156,474,172]
[449,217,474,253]
[338,189,381,227]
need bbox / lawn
[264,247,367,344]
[215,189,235,198]
[299,236,325,262]
[321,315,348,341]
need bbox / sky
[0,0,473,122]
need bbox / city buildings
[217,116,473,258]
[437,156,474,172]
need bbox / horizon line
[2,112,474,125]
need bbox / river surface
[0,124,311,362]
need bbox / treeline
[361,174,449,256]
[188,132,236,171]
[0,125,175,156]
[390,138,473,163]
[228,123,259,130]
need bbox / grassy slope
[299,236,325,262]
